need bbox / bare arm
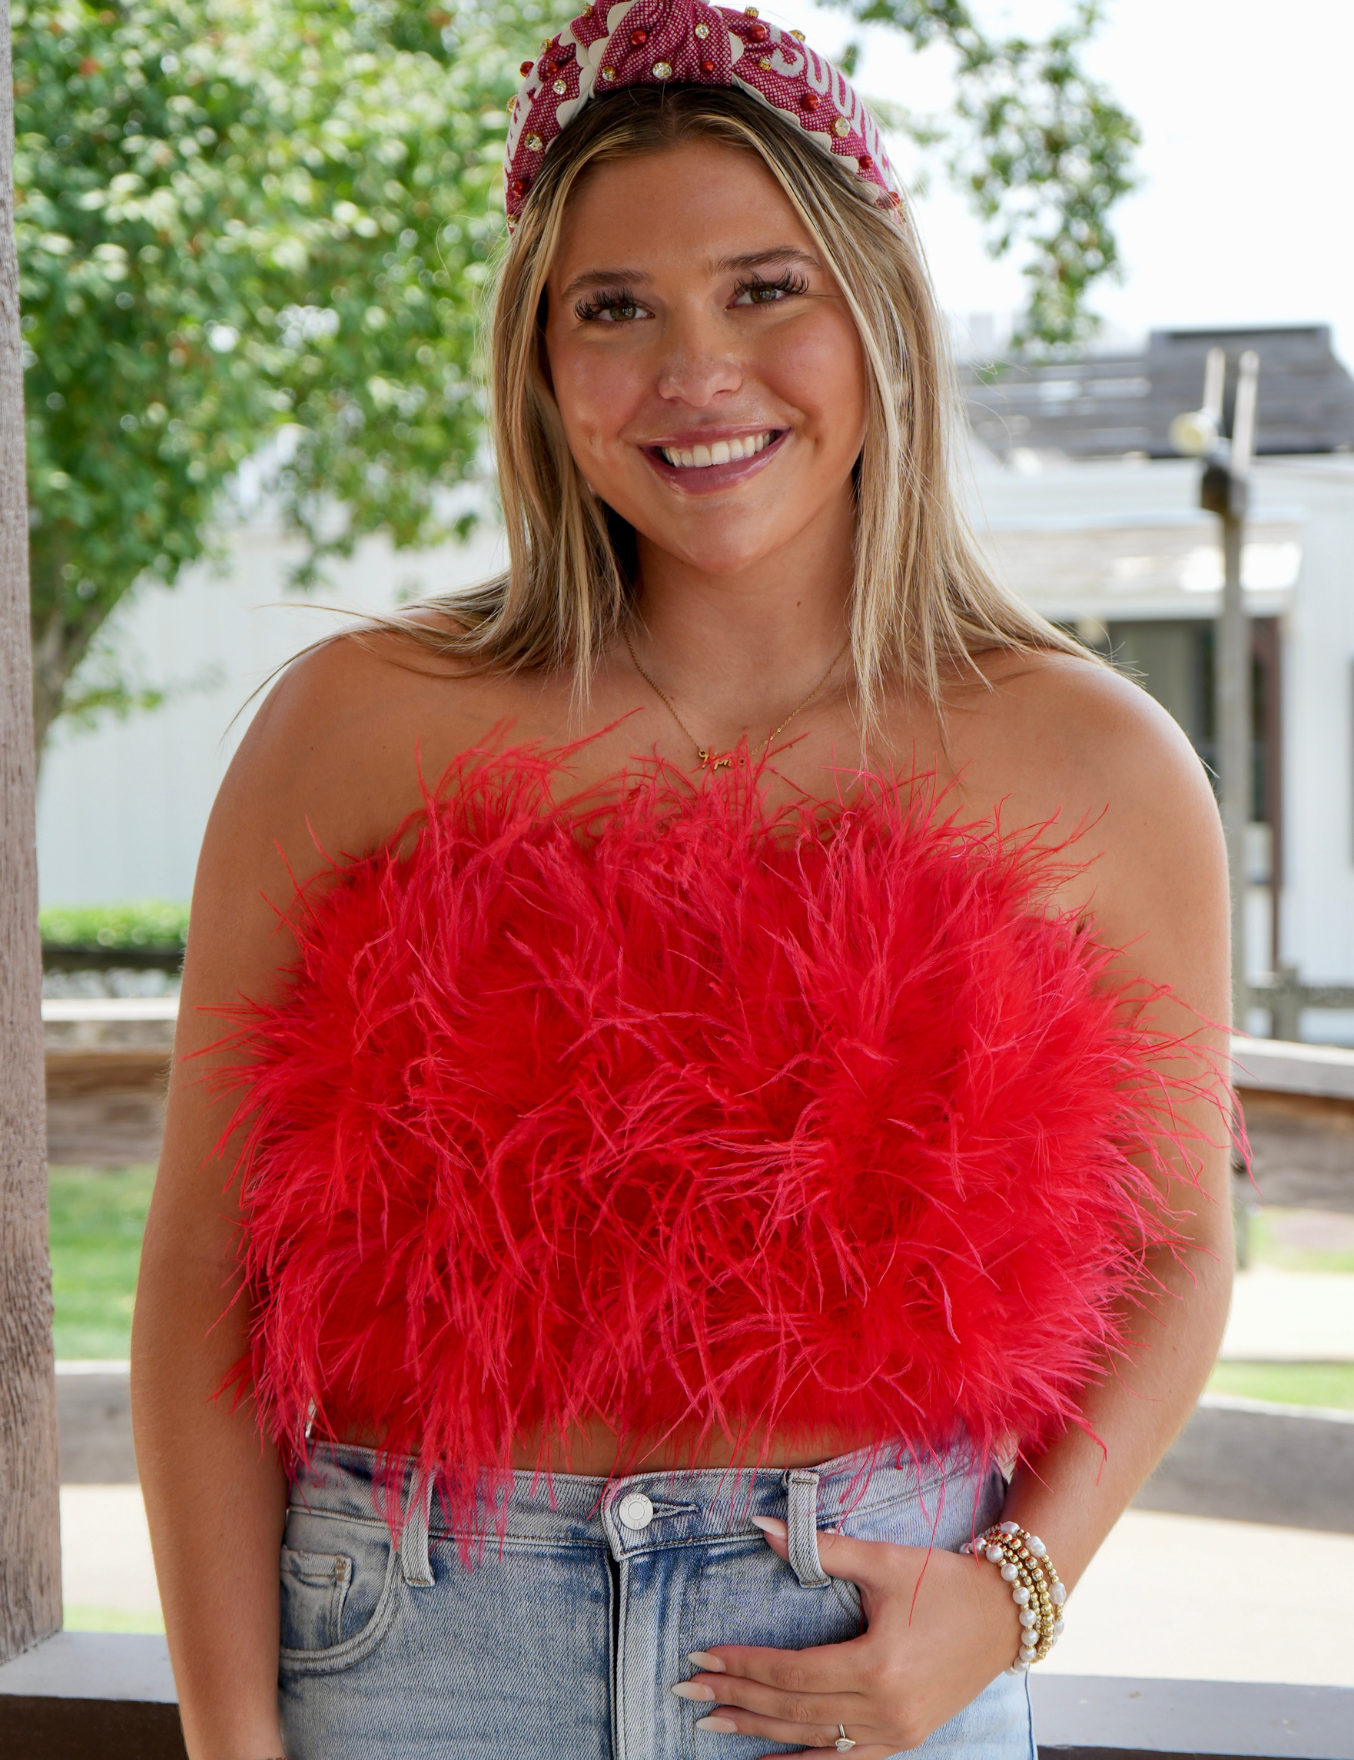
[132,1118,288,1760]
[676,659,1236,1756]
[131,632,467,1760]
[999,672,1234,1584]
[132,693,313,1760]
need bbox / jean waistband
[290,1438,994,1587]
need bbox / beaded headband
[504,0,903,229]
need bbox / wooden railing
[3,1636,1353,1759]
[40,1002,1354,1180]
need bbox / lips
[642,428,788,493]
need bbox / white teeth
[659,432,774,469]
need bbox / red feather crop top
[217,743,1210,1524]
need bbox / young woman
[132,5,1233,1758]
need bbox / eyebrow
[715,247,820,275]
[559,246,819,301]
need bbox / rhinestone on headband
[503,0,903,229]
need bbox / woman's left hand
[671,1517,1024,1758]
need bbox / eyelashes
[574,286,644,323]
[733,268,811,304]
[573,269,812,324]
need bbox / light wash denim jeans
[278,1440,1035,1759]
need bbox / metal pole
[1214,351,1260,1028]
[1202,345,1226,431]
[1217,507,1249,1022]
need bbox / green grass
[1205,1360,1354,1410]
[49,1166,155,1359]
[1245,1207,1354,1274]
[63,1605,165,1633]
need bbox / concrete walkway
[1043,1509,1354,1686]
[1221,1265,1354,1359]
[61,1485,161,1626]
[59,1484,1354,1686]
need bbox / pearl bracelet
[960,1520,1067,1672]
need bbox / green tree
[17,0,1135,758]
[831,0,1139,346]
[16,0,531,756]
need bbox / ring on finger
[835,1727,856,1753]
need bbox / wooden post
[0,0,62,1661]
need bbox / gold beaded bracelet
[997,1527,1061,1662]
[960,1520,1067,1672]
[993,1527,1056,1661]
[960,1532,1055,1671]
[998,1530,1062,1667]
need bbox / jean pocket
[279,1510,401,1675]
[691,1540,863,1658]
[280,1548,354,1649]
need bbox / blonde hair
[383,85,1085,724]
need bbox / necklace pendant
[698,748,735,772]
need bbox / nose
[654,306,744,408]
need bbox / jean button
[618,1491,654,1531]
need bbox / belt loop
[783,1468,829,1589]
[399,1469,434,1587]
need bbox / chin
[668,536,779,576]
[630,509,789,576]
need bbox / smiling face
[542,136,870,586]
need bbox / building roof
[963,325,1354,462]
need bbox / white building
[35,328,1354,1036]
[964,444,1354,1022]
[36,512,508,906]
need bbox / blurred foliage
[16,0,1136,754]
[830,0,1139,350]
[15,0,541,751]
[39,897,190,949]
[58,648,226,731]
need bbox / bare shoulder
[221,616,507,862]
[939,647,1228,1009]
[947,646,1219,847]
[181,621,526,1024]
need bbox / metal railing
[1248,971,1354,1046]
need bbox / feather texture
[212,744,1215,1536]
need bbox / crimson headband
[504,0,903,229]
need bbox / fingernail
[688,1651,726,1673]
[750,1514,788,1538]
[695,1715,739,1732]
[672,1681,717,1701]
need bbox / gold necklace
[621,625,850,771]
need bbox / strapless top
[216,743,1208,1530]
